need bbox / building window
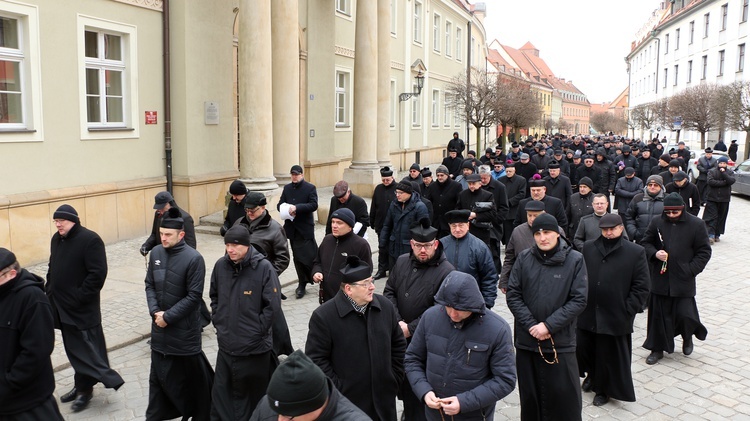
[445,21,452,57]
[411,83,421,126]
[687,60,693,83]
[431,89,439,127]
[443,93,451,127]
[390,0,396,35]
[674,65,679,85]
[663,68,668,88]
[719,49,725,76]
[335,70,349,127]
[721,4,728,30]
[704,13,710,38]
[454,95,461,127]
[689,20,695,43]
[389,80,396,127]
[335,0,351,16]
[0,16,24,128]
[675,28,680,50]
[413,1,422,44]
[743,0,749,23]
[665,34,669,52]
[739,44,746,72]
[432,14,440,52]
[702,55,708,79]
[456,27,462,61]
[471,36,476,66]
[84,30,126,127]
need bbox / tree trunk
[745,130,750,161]
[475,125,482,153]
[700,131,706,150]
[675,129,681,143]
[500,124,508,149]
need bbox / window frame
[673,64,679,86]
[432,13,440,52]
[704,13,710,38]
[743,0,749,23]
[663,67,668,88]
[687,60,693,83]
[334,69,350,128]
[413,0,422,45]
[689,20,695,44]
[739,44,746,72]
[445,20,452,57]
[411,83,421,127]
[456,27,462,62]
[721,3,728,31]
[719,49,725,76]
[335,0,351,17]
[665,33,670,53]
[443,92,451,127]
[77,15,138,140]
[702,55,708,79]
[675,28,680,50]
[431,89,439,127]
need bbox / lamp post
[399,71,425,102]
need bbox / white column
[272,0,300,185]
[377,0,392,166]
[238,0,277,190]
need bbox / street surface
[31,189,750,420]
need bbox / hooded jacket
[145,240,206,356]
[404,272,516,421]
[624,188,665,243]
[210,247,281,356]
[506,240,588,354]
[0,269,56,415]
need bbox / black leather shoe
[581,376,592,392]
[646,351,663,365]
[683,336,694,355]
[593,393,609,406]
[60,387,77,403]
[71,393,93,412]
[373,271,387,280]
[295,287,306,299]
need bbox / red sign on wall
[145,111,157,125]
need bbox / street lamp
[399,71,425,102]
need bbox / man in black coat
[220,179,248,236]
[594,149,617,195]
[728,139,739,161]
[210,226,282,420]
[515,178,568,232]
[456,174,497,246]
[703,156,736,243]
[447,132,465,158]
[313,209,373,304]
[578,214,649,407]
[515,153,539,190]
[306,256,406,421]
[140,191,196,254]
[371,167,398,279]
[145,208,213,420]
[278,165,319,299]
[46,205,124,412]
[479,165,510,275]
[665,171,701,216]
[425,165,462,239]
[498,163,527,245]
[383,221,454,421]
[0,249,63,420]
[441,148,463,179]
[641,193,712,365]
[634,148,658,184]
[577,155,602,194]
[379,182,430,270]
[326,180,369,237]
[543,160,573,210]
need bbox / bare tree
[717,81,750,160]
[492,79,541,148]
[628,103,658,139]
[447,68,498,152]
[557,118,572,134]
[590,112,628,135]
[669,83,719,149]
[544,118,557,134]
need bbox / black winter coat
[47,223,108,329]
[250,379,370,420]
[380,194,429,260]
[312,231,373,302]
[579,237,650,336]
[576,164,602,193]
[278,179,318,241]
[614,176,644,214]
[566,192,594,239]
[142,205,196,252]
[515,195,568,231]
[234,211,290,276]
[498,174,527,220]
[441,155,463,179]
[0,270,56,415]
[210,248,281,356]
[456,187,497,244]
[405,272,516,421]
[594,158,617,192]
[665,181,701,216]
[641,212,711,297]
[370,182,397,233]
[635,156,659,183]
[222,192,248,235]
[145,240,206,356]
[543,175,573,209]
[326,193,370,236]
[383,247,454,335]
[624,189,665,243]
[306,292,406,421]
[706,167,736,202]
[506,241,588,353]
[425,178,462,233]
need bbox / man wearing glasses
[641,193,711,365]
[384,220,454,421]
[306,256,406,421]
[506,213,588,420]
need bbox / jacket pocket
[464,341,490,368]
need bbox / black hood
[434,271,486,314]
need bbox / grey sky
[483,0,658,104]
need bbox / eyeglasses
[246,207,262,214]
[664,210,682,215]
[412,241,435,250]
[350,279,374,288]
[647,183,660,187]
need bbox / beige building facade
[0,0,487,264]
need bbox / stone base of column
[273,173,292,187]
[241,177,279,192]
[343,167,380,198]
[377,159,392,168]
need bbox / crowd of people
[0,131,734,420]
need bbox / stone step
[195,224,222,236]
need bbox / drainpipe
[163,0,173,193]
[466,19,472,153]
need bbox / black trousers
[516,349,582,421]
[146,351,214,421]
[0,395,63,421]
[702,201,730,237]
[211,350,277,421]
[290,237,317,289]
[60,322,124,391]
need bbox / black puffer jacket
[142,205,196,252]
[706,167,736,202]
[506,241,588,354]
[234,211,290,276]
[0,269,56,415]
[380,193,430,259]
[624,189,665,243]
[210,247,281,356]
[312,231,373,303]
[145,240,206,356]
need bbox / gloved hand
[219,226,227,236]
[140,246,148,256]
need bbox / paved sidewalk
[36,191,750,420]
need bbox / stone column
[376,0,392,167]
[272,0,300,185]
[345,0,379,197]
[238,0,277,190]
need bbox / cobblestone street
[41,193,750,420]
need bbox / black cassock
[146,351,214,421]
[576,329,636,402]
